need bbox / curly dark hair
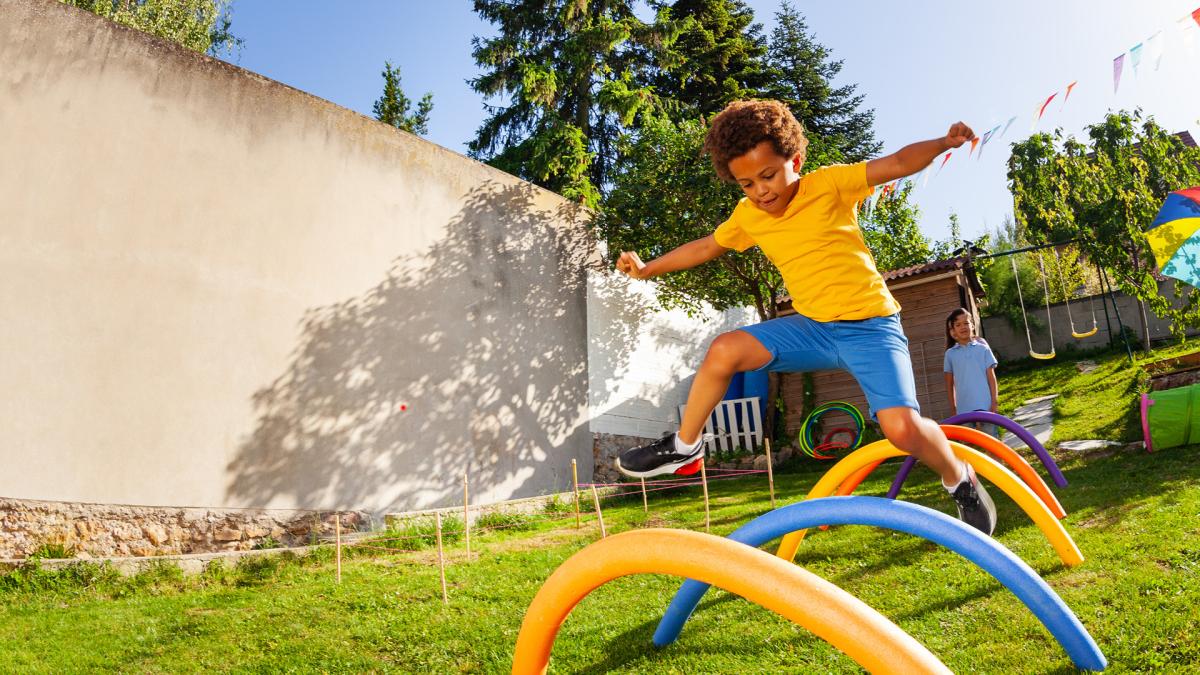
[703,100,808,183]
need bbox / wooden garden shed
[778,257,985,433]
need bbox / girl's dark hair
[945,307,970,349]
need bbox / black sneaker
[615,434,705,478]
[951,465,997,536]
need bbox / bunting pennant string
[999,116,1017,139]
[1147,30,1165,70]
[937,151,953,174]
[1180,16,1198,55]
[1033,92,1058,129]
[869,5,1200,198]
[977,124,1001,159]
[1129,42,1144,76]
[1061,80,1078,109]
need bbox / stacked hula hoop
[799,401,865,460]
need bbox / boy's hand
[944,122,976,149]
[616,251,650,280]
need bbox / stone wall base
[0,498,369,559]
[592,432,655,484]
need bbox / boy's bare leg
[878,406,996,535]
[677,331,773,444]
[875,407,959,484]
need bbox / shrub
[373,515,464,551]
[475,511,535,533]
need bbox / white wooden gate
[678,397,764,454]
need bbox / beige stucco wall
[0,0,594,514]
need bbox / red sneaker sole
[674,458,704,476]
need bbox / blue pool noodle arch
[652,496,1105,671]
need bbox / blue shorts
[738,313,919,420]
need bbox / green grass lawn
[998,340,1199,446]
[4,439,1200,673]
[3,345,1198,673]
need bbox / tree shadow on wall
[225,180,644,514]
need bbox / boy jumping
[613,100,996,535]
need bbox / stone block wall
[0,498,368,559]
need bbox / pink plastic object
[1140,394,1156,453]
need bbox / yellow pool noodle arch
[512,528,950,675]
[774,440,1083,567]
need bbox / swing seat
[1029,350,1056,360]
[1071,328,1098,339]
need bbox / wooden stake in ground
[641,477,648,513]
[571,458,581,529]
[435,512,448,605]
[700,460,711,533]
[335,514,342,584]
[765,438,776,510]
[463,472,471,561]
[590,485,607,538]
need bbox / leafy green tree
[598,116,782,320]
[929,211,964,262]
[1008,110,1200,346]
[981,250,1050,330]
[469,0,666,206]
[372,62,433,136]
[648,0,770,118]
[1037,246,1090,304]
[859,182,933,272]
[765,2,881,165]
[62,0,241,56]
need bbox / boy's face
[728,140,803,216]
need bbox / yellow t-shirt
[712,161,900,322]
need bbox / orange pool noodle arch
[512,528,950,675]
[774,440,1083,567]
[833,425,1066,519]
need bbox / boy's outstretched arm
[865,121,976,187]
[615,235,728,280]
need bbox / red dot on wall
[400,404,408,411]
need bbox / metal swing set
[988,240,1127,362]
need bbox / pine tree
[765,2,880,164]
[469,0,664,206]
[649,0,770,118]
[372,62,433,136]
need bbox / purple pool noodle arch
[885,411,1067,500]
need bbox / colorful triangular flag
[1147,31,1165,71]
[999,116,1017,139]
[978,124,1001,159]
[1062,81,1077,106]
[1113,53,1125,93]
[1129,42,1144,76]
[937,152,953,174]
[1032,92,1058,130]
[1180,14,1198,52]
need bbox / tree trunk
[1136,298,1153,351]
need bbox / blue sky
[223,1,1200,244]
